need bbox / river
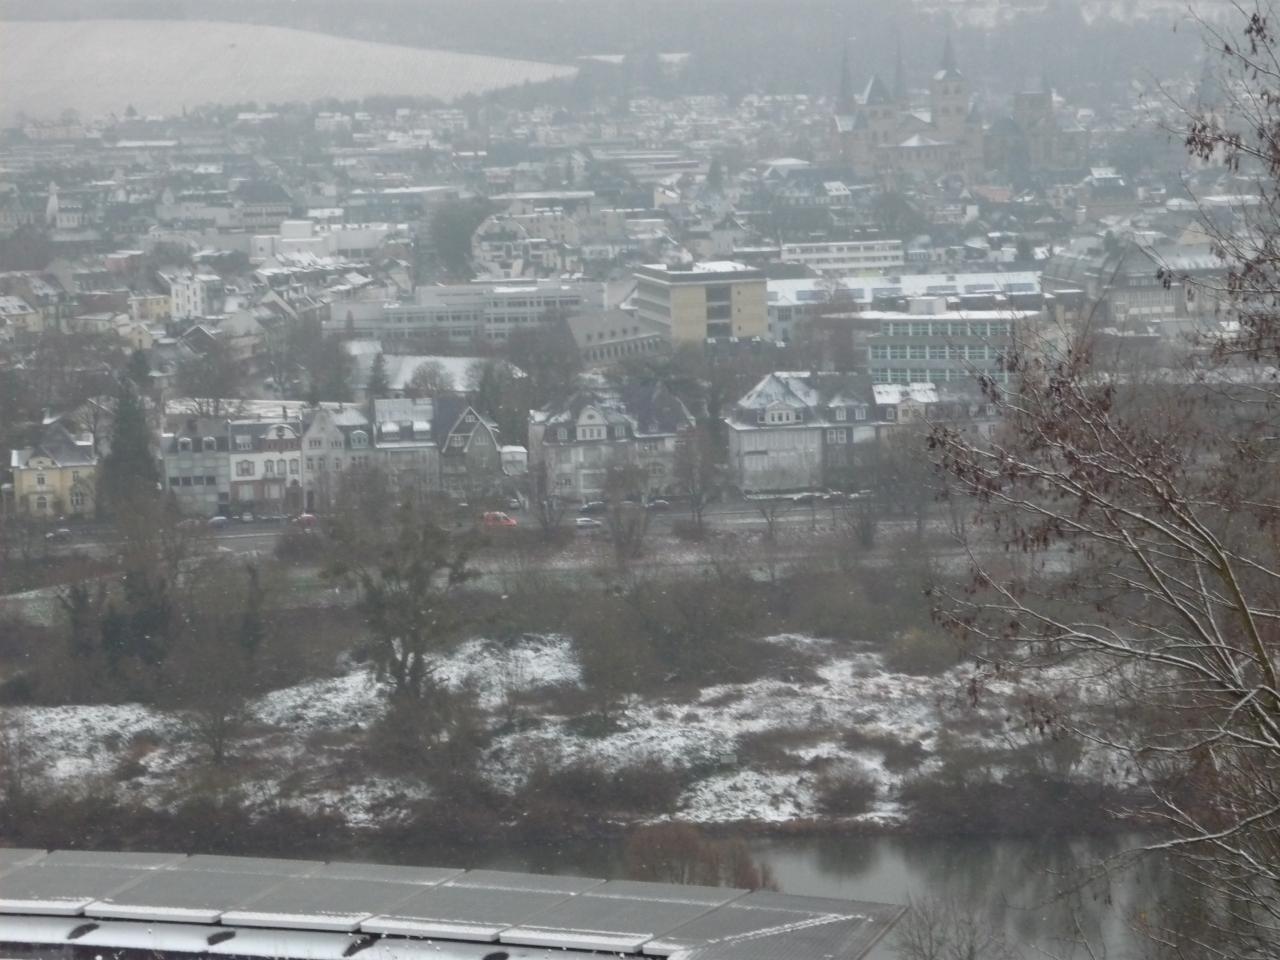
[439,832,1172,959]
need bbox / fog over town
[1,2,1279,959]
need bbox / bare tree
[673,422,720,537]
[406,359,456,398]
[892,897,1019,960]
[603,460,649,567]
[921,14,1280,956]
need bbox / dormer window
[613,426,626,439]
[351,430,368,448]
[556,427,568,441]
[235,434,252,451]
[464,412,476,423]
[203,437,217,451]
[834,408,848,422]
[178,437,193,452]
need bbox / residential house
[158,416,231,516]
[528,383,695,502]
[371,398,440,499]
[9,424,97,517]
[433,396,507,499]
[228,414,305,515]
[299,405,372,513]
[725,372,870,492]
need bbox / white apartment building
[168,271,226,321]
[779,240,905,276]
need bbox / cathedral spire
[838,38,855,114]
[936,35,962,81]
[893,36,908,105]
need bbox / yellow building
[634,261,769,345]
[9,425,97,517]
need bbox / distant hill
[0,19,575,122]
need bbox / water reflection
[453,832,1175,959]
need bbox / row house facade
[158,398,520,516]
[528,383,696,502]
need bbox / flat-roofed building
[634,260,768,344]
[780,239,905,276]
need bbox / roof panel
[313,861,462,885]
[221,875,454,932]
[502,890,740,952]
[362,884,579,941]
[181,854,324,877]
[0,863,153,915]
[0,848,48,873]
[446,869,603,894]
[86,869,297,923]
[41,851,186,870]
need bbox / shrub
[814,766,877,817]
[883,628,958,676]
[841,729,928,772]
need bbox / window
[70,490,85,509]
[169,476,180,488]
[826,429,847,444]
[870,344,889,360]
[235,435,252,451]
[855,407,867,421]
[35,473,46,487]
[464,413,476,423]
[275,459,285,475]
[264,460,275,476]
[236,460,254,477]
[909,345,927,360]
[331,440,342,449]
[318,457,326,471]
[835,407,847,421]
[889,345,908,360]
[929,345,947,360]
[203,437,217,451]
[205,475,216,485]
[289,459,299,475]
[614,425,626,439]
[351,431,368,448]
[648,462,665,476]
[557,427,568,441]
[450,435,466,447]
[309,438,322,449]
[180,476,193,486]
[35,495,47,512]
[178,438,192,452]
[306,457,314,471]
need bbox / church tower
[929,36,968,142]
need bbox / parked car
[645,499,671,511]
[207,516,231,529]
[507,498,523,511]
[292,513,318,529]
[44,527,73,542]
[574,517,604,530]
[482,511,518,528]
[578,500,607,515]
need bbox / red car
[482,511,517,528]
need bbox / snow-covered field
[7,633,1113,829]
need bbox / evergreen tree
[126,349,150,390]
[99,379,158,514]
[367,352,390,406]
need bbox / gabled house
[299,404,372,512]
[9,424,97,517]
[527,383,695,502]
[726,371,996,492]
[433,396,506,499]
